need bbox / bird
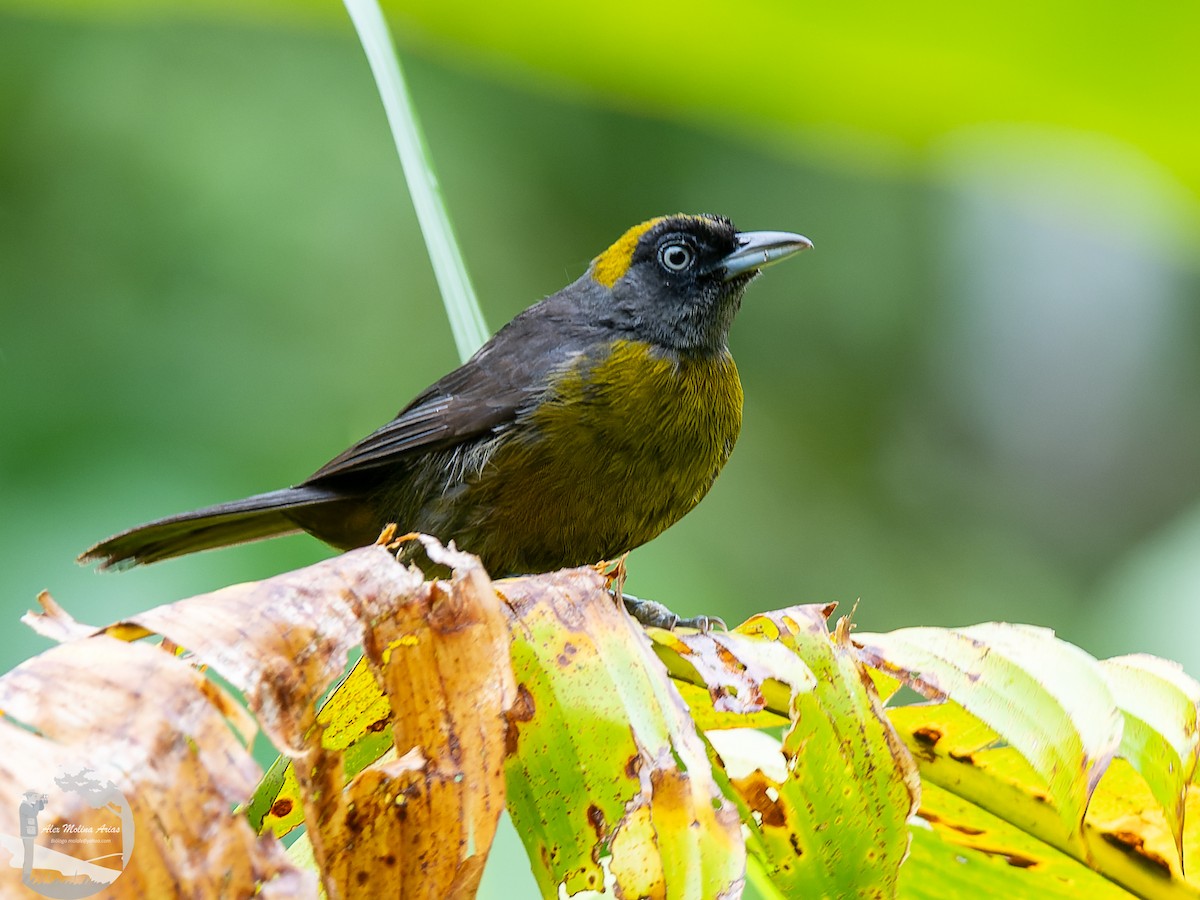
[81,214,811,596]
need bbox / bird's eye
[657,241,695,273]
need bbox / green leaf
[344,0,489,363]
[900,781,1136,900]
[498,569,745,899]
[1099,654,1200,859]
[715,606,919,898]
[885,699,1200,898]
[647,626,810,730]
[856,623,1124,836]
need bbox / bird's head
[586,213,811,355]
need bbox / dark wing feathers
[302,292,595,485]
[302,393,511,482]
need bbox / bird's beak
[717,230,813,280]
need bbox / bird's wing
[302,379,521,483]
[302,300,588,485]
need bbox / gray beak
[718,230,813,280]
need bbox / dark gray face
[610,214,752,355]
[524,213,808,360]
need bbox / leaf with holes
[498,568,745,899]
[711,606,919,898]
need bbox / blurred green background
[4,0,1200,672]
[1,3,1199,890]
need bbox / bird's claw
[620,594,726,633]
[675,614,727,633]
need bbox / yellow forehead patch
[589,217,666,287]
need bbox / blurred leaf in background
[2,0,1198,820]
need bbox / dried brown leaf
[0,636,310,897]
[299,540,516,899]
[22,590,98,643]
[3,542,514,900]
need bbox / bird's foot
[620,593,726,633]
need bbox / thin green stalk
[343,0,489,364]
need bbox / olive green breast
[451,339,743,573]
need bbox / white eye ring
[658,241,695,273]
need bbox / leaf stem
[343,0,490,363]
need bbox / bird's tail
[79,486,349,570]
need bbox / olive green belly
[441,342,743,574]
